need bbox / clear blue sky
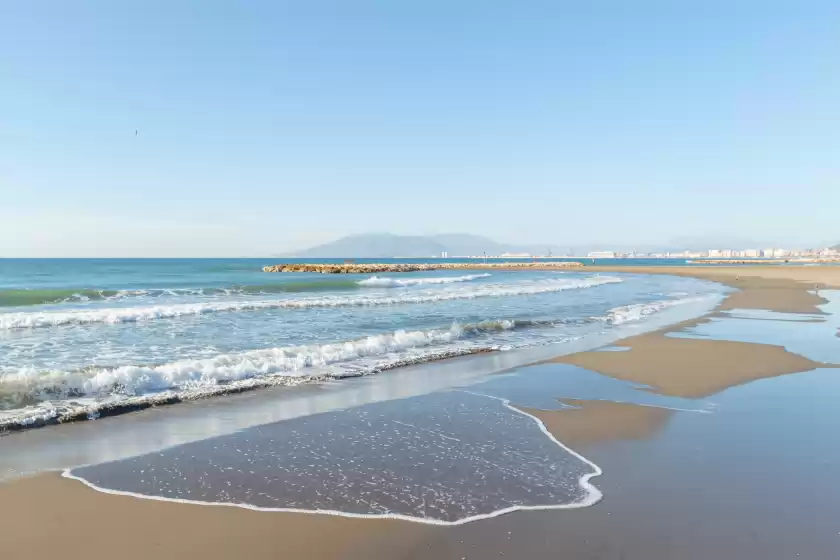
[2,1,838,256]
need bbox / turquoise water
[0,256,821,307]
[0,259,724,428]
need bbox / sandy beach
[2,265,840,559]
[584,264,840,314]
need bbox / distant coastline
[688,258,840,265]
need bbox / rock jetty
[263,262,585,273]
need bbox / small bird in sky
[135,129,139,136]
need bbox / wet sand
[522,399,672,446]
[552,266,840,397]
[556,331,829,398]
[0,472,415,560]
[2,266,840,559]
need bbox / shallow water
[0,300,719,482]
[60,300,840,525]
[69,390,599,524]
[59,360,717,523]
[668,289,840,364]
[60,360,712,520]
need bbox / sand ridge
[554,333,829,398]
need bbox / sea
[0,258,725,430]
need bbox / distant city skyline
[1,2,838,257]
[286,232,839,260]
[585,246,840,259]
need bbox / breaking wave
[357,273,491,287]
[0,291,720,431]
[606,297,702,325]
[0,319,534,415]
[0,276,622,330]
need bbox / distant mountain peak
[291,233,564,258]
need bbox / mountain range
[290,234,568,258]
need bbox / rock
[262,262,585,273]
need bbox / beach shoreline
[2,265,840,559]
[583,265,839,313]
[0,269,717,434]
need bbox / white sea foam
[0,275,622,330]
[60,392,603,525]
[0,320,524,406]
[606,297,701,325]
[357,273,491,287]
[59,394,604,525]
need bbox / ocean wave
[0,292,718,431]
[117,281,365,298]
[0,281,373,309]
[0,320,530,409]
[0,346,499,431]
[0,276,622,330]
[606,297,701,325]
[0,288,121,307]
[357,273,491,287]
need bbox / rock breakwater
[263,262,585,273]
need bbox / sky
[1,0,839,257]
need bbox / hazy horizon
[2,2,838,257]
[0,231,836,259]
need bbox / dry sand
[2,265,840,559]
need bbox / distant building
[708,249,723,258]
[500,252,530,258]
[587,251,616,258]
[441,251,448,258]
[743,249,761,257]
[681,250,708,258]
